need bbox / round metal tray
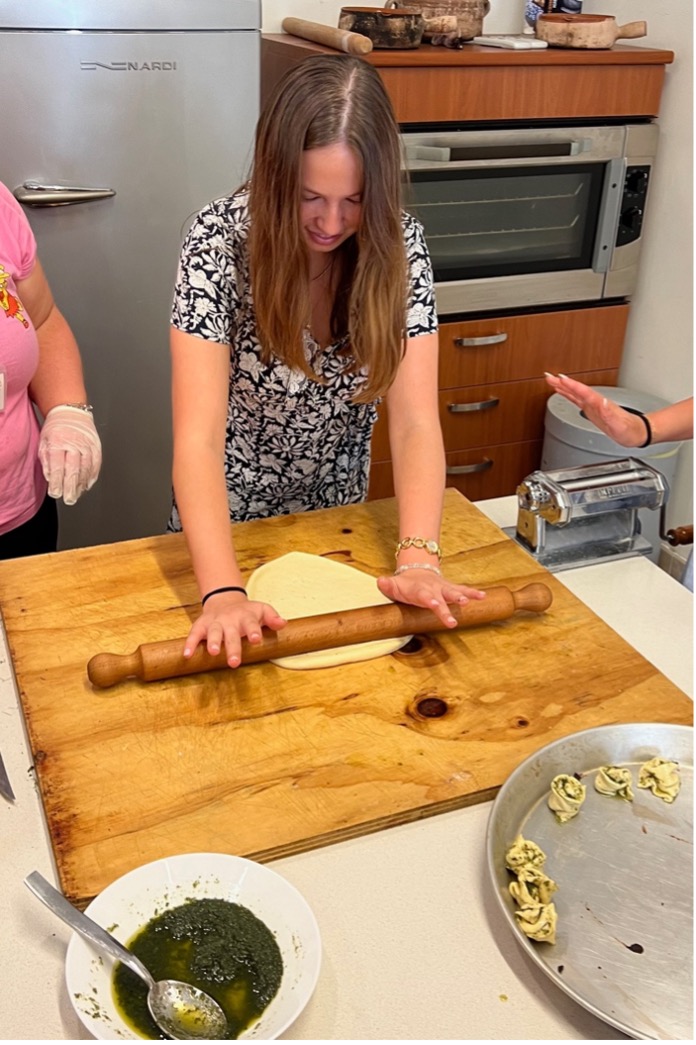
[486,723,693,1040]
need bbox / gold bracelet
[395,536,442,562]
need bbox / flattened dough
[246,551,412,670]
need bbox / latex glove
[38,405,102,506]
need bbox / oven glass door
[407,163,606,283]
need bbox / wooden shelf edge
[263,35,674,68]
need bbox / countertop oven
[402,122,657,316]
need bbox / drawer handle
[448,397,500,414]
[453,333,508,347]
[446,459,493,475]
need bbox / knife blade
[0,749,15,801]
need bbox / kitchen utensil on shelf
[0,749,15,801]
[281,17,374,54]
[24,871,228,1041]
[338,6,425,50]
[535,13,647,49]
[87,582,553,688]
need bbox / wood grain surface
[0,490,691,906]
[261,37,673,122]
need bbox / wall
[263,0,693,529]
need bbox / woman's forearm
[173,444,244,597]
[389,419,446,566]
[648,398,694,445]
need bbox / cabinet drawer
[370,368,618,461]
[369,440,544,502]
[439,305,628,389]
[442,441,544,500]
[439,369,617,452]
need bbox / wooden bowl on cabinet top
[535,13,647,50]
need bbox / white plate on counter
[486,723,693,1040]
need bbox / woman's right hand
[544,372,646,447]
[183,592,287,668]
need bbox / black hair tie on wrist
[624,406,653,448]
[201,586,247,607]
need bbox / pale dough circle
[245,551,412,670]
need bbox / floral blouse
[168,189,437,527]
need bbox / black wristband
[201,585,247,607]
[625,407,653,448]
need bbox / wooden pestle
[87,583,552,689]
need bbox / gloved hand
[38,405,102,506]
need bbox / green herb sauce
[112,898,283,1039]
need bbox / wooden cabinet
[262,38,674,122]
[262,38,671,502]
[368,304,628,500]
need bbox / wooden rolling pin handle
[616,21,648,40]
[87,645,230,689]
[87,582,552,689]
[511,582,554,613]
[281,17,374,55]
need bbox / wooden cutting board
[0,490,691,906]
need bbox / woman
[0,181,101,559]
[170,55,486,667]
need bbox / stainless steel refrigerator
[0,0,260,548]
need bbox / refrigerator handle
[14,181,116,207]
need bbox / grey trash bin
[542,386,682,563]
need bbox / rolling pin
[281,17,374,55]
[87,583,552,688]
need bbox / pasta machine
[504,458,669,571]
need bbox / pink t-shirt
[0,181,46,535]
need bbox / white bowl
[64,853,322,1040]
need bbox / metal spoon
[24,871,228,1040]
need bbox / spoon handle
[24,871,155,988]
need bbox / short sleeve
[403,213,438,339]
[171,197,244,345]
[0,181,36,280]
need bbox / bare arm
[377,331,485,624]
[171,326,285,664]
[650,397,693,444]
[545,373,693,446]
[19,260,88,412]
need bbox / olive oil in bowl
[112,898,283,1039]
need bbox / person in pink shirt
[0,180,101,558]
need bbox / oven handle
[592,157,627,274]
[448,398,500,413]
[446,459,493,475]
[405,141,591,164]
[453,333,508,347]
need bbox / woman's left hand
[377,568,486,627]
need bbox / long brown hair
[248,56,408,402]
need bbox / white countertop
[1,497,692,1041]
